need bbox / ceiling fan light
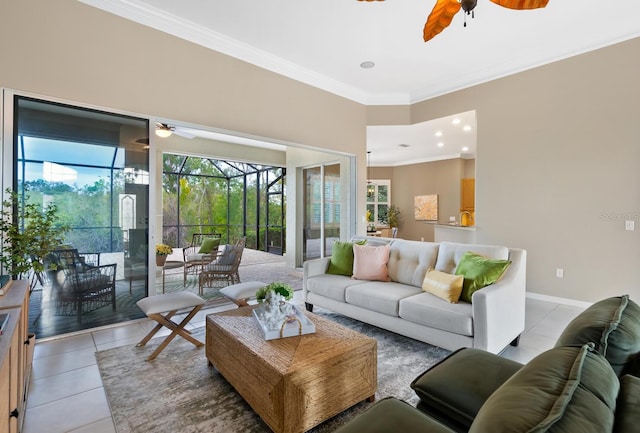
[155,128,172,138]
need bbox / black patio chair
[44,248,117,322]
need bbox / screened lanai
[162,154,286,254]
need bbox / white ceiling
[83,0,640,165]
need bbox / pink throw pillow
[352,243,391,281]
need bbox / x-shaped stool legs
[136,292,205,361]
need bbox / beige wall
[2,0,639,303]
[410,38,640,303]
[371,159,466,242]
[0,0,366,155]
[463,159,475,178]
[0,0,369,267]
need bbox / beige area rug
[96,308,450,433]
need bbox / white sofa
[303,237,527,354]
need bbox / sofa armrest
[302,257,331,291]
[303,257,330,278]
[472,248,527,354]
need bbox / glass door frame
[301,161,348,262]
[1,88,160,294]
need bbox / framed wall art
[414,194,438,221]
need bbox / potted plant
[0,189,68,282]
[155,244,173,266]
[388,205,402,228]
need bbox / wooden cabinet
[461,178,475,211]
[0,308,21,433]
[0,281,32,433]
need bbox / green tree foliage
[21,171,126,253]
[162,155,285,251]
[0,189,69,279]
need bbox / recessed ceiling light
[435,131,443,137]
[398,143,410,148]
[437,142,444,148]
[462,146,469,152]
[360,61,375,69]
[452,118,461,125]
[463,125,471,131]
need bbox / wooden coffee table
[206,306,377,433]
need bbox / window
[366,179,391,227]
[15,96,149,256]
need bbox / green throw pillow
[555,295,640,376]
[326,240,366,276]
[198,237,220,254]
[455,251,511,303]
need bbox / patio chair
[198,238,246,295]
[182,233,222,284]
[43,248,117,322]
[29,250,101,291]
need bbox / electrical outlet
[626,220,635,231]
[556,268,564,278]
[449,216,456,222]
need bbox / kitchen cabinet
[461,178,475,211]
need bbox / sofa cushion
[399,293,473,336]
[326,240,365,276]
[215,244,240,266]
[470,344,618,433]
[333,397,457,433]
[411,348,523,431]
[614,375,640,433]
[305,274,367,302]
[345,282,421,317]
[454,251,511,303]
[555,295,640,376]
[186,253,212,261]
[434,242,509,274]
[387,239,439,287]
[352,243,391,281]
[422,269,463,303]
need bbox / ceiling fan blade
[423,0,462,42]
[172,128,195,139]
[489,0,549,9]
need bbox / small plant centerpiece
[255,281,294,303]
[253,282,315,340]
[155,244,172,266]
[254,282,297,332]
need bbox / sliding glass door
[302,163,340,261]
[10,95,150,337]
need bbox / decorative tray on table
[252,304,316,340]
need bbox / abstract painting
[414,194,438,221]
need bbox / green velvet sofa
[335,295,640,433]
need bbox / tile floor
[22,295,585,433]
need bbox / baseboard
[526,292,593,309]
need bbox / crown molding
[79,0,414,105]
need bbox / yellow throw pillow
[422,269,464,303]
